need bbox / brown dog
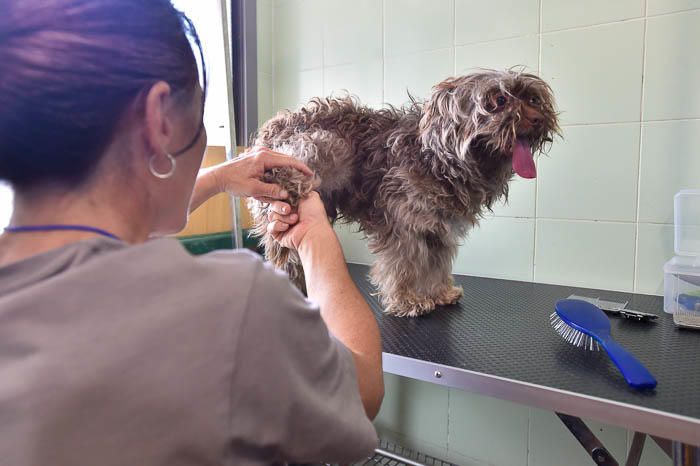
[250,69,560,317]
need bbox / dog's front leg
[368,233,432,317]
[424,234,463,307]
[367,168,463,317]
[367,228,461,317]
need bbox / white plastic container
[664,189,700,313]
[664,256,700,313]
[674,189,700,256]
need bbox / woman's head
[0,0,208,234]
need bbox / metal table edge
[382,352,700,447]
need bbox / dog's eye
[496,95,507,106]
[529,96,540,105]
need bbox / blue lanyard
[4,224,121,241]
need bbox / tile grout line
[450,7,698,50]
[387,44,460,61]
[320,0,326,98]
[493,216,672,225]
[538,7,699,35]
[448,8,700,50]
[560,117,700,127]
[457,17,643,49]
[542,16,645,35]
[532,0,544,283]
[446,388,451,455]
[633,0,649,293]
[453,0,457,76]
[270,0,276,111]
[381,0,386,105]
[644,6,700,18]
[526,407,532,466]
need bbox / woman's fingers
[266,154,314,177]
[250,180,288,200]
[251,146,314,177]
[265,200,292,215]
[267,210,298,225]
[267,220,290,234]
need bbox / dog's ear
[419,76,480,160]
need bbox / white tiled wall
[257,2,698,464]
[644,10,700,121]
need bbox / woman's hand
[267,192,333,251]
[212,146,313,202]
[190,146,313,214]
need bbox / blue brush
[550,299,657,390]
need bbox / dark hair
[0,0,207,190]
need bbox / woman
[0,1,383,465]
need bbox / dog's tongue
[513,138,536,179]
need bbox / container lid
[674,189,700,256]
[664,255,700,277]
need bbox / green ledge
[178,230,262,256]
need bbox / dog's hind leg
[277,130,355,204]
[247,171,311,294]
[248,131,354,293]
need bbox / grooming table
[347,264,700,466]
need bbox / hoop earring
[149,154,176,179]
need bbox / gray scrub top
[0,238,377,465]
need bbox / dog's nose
[522,107,544,128]
[518,113,543,133]
[521,114,544,134]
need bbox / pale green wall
[257,1,700,464]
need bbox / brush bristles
[550,312,600,351]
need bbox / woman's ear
[143,81,173,159]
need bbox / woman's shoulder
[68,238,307,324]
[139,239,270,293]
[113,238,265,274]
[193,244,264,270]
[68,238,272,306]
[144,240,306,313]
[188,243,263,272]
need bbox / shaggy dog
[250,69,560,317]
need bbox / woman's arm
[189,147,313,213]
[269,193,384,419]
[189,165,220,213]
[299,229,384,418]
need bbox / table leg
[651,436,673,458]
[625,432,646,466]
[672,442,700,466]
[556,413,619,466]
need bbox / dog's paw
[435,285,463,306]
[262,167,319,206]
[382,294,437,318]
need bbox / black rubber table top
[347,263,700,422]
